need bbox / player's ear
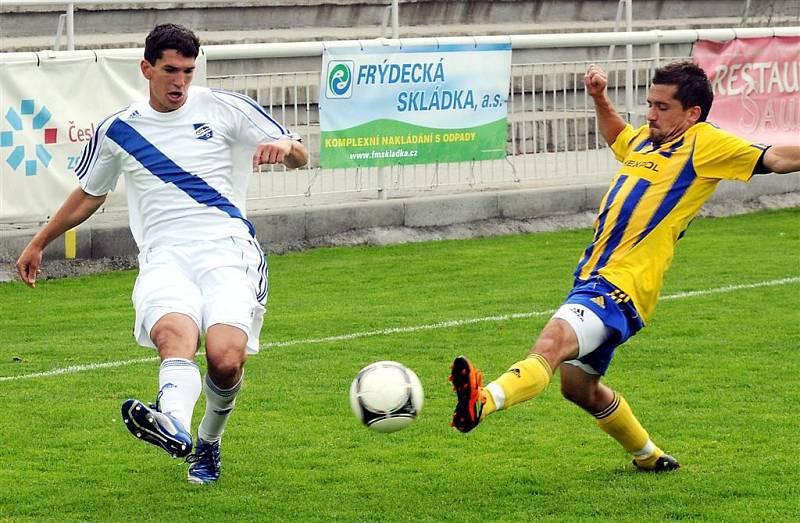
[687,105,702,124]
[140,59,153,80]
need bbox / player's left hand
[252,140,293,170]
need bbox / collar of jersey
[142,90,196,120]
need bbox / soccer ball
[349,361,424,433]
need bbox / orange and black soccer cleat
[449,355,485,433]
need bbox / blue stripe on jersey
[590,177,651,277]
[104,119,256,237]
[634,147,698,247]
[658,136,684,158]
[210,89,289,135]
[575,175,628,277]
[634,138,652,152]
[75,108,127,180]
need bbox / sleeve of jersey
[692,126,766,182]
[74,118,123,196]
[212,90,301,148]
[609,124,641,162]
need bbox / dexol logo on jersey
[326,60,354,99]
[193,123,214,140]
[0,99,57,176]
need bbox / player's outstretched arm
[585,64,627,146]
[252,139,309,171]
[16,188,106,288]
[762,145,800,174]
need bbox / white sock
[158,358,201,432]
[198,373,242,443]
[633,440,656,458]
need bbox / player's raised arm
[252,138,308,171]
[584,64,627,146]
[16,187,106,287]
[762,145,800,174]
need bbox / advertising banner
[0,50,207,222]
[693,36,800,146]
[320,43,512,168]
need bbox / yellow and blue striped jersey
[575,122,767,323]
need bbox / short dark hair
[144,23,200,65]
[651,61,714,122]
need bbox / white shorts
[132,236,268,354]
[552,303,610,375]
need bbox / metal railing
[199,27,798,209]
[2,26,797,211]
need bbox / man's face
[141,50,196,112]
[645,83,700,146]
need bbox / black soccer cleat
[633,453,680,472]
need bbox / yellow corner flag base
[65,228,76,259]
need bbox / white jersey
[74,86,299,249]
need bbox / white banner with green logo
[320,43,511,168]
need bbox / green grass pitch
[1,207,798,522]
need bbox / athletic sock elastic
[197,373,243,443]
[594,392,660,459]
[631,442,665,469]
[482,354,553,416]
[157,357,201,431]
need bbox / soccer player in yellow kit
[450,61,800,471]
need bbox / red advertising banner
[693,36,800,146]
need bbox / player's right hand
[584,64,608,96]
[16,245,43,288]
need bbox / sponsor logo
[507,367,521,378]
[623,159,660,172]
[569,306,585,321]
[590,296,606,309]
[0,99,57,176]
[193,123,213,140]
[326,60,354,99]
[128,110,141,120]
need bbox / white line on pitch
[0,356,159,382]
[2,276,797,382]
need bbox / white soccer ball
[349,360,424,433]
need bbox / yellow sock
[594,393,654,454]
[482,354,553,416]
[632,444,665,469]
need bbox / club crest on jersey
[193,123,213,140]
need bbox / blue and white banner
[0,50,207,223]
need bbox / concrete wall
[2,0,798,52]
[2,172,797,262]
[0,1,744,37]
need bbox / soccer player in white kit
[15,24,308,484]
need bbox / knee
[151,320,199,358]
[206,344,246,386]
[209,353,244,379]
[529,322,575,368]
[532,335,559,361]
